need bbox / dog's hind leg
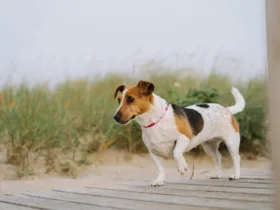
[173,135,190,175]
[224,132,241,180]
[202,139,223,179]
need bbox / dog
[113,80,245,186]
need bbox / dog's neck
[135,93,168,127]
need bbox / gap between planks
[85,185,273,203]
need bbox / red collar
[143,104,169,128]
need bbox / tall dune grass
[0,70,268,176]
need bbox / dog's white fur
[117,87,245,186]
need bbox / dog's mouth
[118,115,136,125]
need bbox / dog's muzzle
[113,112,136,124]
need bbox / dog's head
[113,80,155,124]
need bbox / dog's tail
[227,87,245,115]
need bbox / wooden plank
[240,176,273,180]
[266,0,280,208]
[244,172,273,176]
[239,172,273,178]
[0,202,37,210]
[119,182,274,195]
[170,178,274,185]
[0,195,117,210]
[126,176,274,184]
[85,185,273,203]
[166,180,274,189]
[54,187,273,210]
[202,178,274,184]
[20,191,210,210]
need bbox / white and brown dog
[113,80,245,186]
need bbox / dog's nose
[113,112,121,122]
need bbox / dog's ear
[137,80,154,95]
[114,85,125,99]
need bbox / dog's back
[184,88,245,151]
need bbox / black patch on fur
[196,103,209,108]
[171,104,204,136]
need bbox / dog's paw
[210,174,220,179]
[229,175,240,180]
[150,179,165,187]
[177,159,188,175]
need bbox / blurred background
[1,0,266,85]
[0,0,268,180]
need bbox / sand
[0,149,272,195]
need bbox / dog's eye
[127,96,134,104]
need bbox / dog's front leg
[173,135,190,175]
[149,152,165,187]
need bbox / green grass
[0,71,268,176]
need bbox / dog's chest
[142,114,179,158]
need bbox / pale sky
[0,0,267,86]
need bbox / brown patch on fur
[172,104,204,138]
[114,80,155,123]
[114,85,126,99]
[174,115,193,139]
[232,115,240,132]
[124,86,152,113]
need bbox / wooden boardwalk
[0,172,274,210]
